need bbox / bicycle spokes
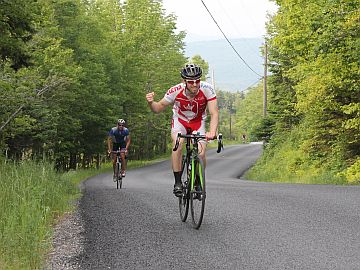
[115,159,122,189]
[190,158,206,229]
[179,159,190,222]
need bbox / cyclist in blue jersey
[107,119,131,180]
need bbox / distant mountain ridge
[185,38,264,92]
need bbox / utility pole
[263,42,268,117]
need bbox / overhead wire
[237,0,264,35]
[245,77,263,91]
[214,0,262,56]
[200,0,263,78]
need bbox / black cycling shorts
[112,143,126,151]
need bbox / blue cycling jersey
[108,127,130,147]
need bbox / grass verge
[0,157,166,270]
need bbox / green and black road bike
[173,132,223,229]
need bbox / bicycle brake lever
[172,132,181,151]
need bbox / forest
[1,0,359,182]
[1,0,188,170]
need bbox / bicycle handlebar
[172,132,224,153]
[108,149,126,157]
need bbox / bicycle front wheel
[190,157,206,229]
[118,177,122,189]
[116,162,121,189]
[179,156,190,222]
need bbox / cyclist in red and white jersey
[145,63,219,196]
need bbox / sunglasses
[186,79,201,85]
[118,124,124,127]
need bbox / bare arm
[206,99,219,139]
[145,92,171,113]
[107,137,112,154]
[126,135,131,150]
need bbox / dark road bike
[173,132,223,229]
[112,150,125,189]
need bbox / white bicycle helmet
[117,119,125,125]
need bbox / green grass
[0,156,168,269]
[0,161,79,269]
[245,128,351,185]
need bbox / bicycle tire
[118,177,122,189]
[190,157,206,229]
[119,162,123,189]
[116,162,122,189]
[179,156,190,222]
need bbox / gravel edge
[44,201,84,270]
[44,181,85,270]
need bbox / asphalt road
[78,143,360,270]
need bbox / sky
[162,0,279,42]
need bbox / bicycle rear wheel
[190,157,206,229]
[179,156,190,222]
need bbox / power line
[214,0,261,56]
[237,0,264,34]
[200,0,263,78]
[245,77,263,91]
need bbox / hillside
[185,38,264,92]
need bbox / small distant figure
[242,134,246,143]
[107,119,131,179]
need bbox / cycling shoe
[173,183,183,197]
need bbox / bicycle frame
[182,134,204,192]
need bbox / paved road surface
[76,144,360,270]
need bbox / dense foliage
[0,0,187,170]
[249,0,359,183]
[1,0,358,183]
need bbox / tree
[252,0,360,182]
[0,0,37,69]
[190,55,209,80]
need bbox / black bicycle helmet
[180,63,202,80]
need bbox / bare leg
[112,154,117,174]
[198,141,207,168]
[171,133,183,172]
[171,133,184,196]
[120,152,126,173]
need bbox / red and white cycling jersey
[164,81,216,134]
